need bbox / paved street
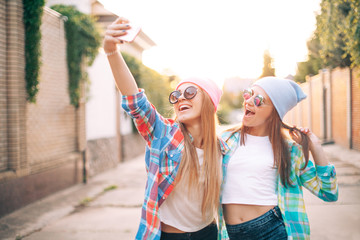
[0,144,359,240]
[304,148,360,240]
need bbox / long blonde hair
[176,91,222,219]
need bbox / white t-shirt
[159,148,215,232]
[222,134,278,205]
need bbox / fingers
[299,127,310,134]
[104,35,122,44]
[107,23,131,31]
[103,17,131,50]
[105,29,128,38]
[291,132,301,141]
[293,125,310,134]
[113,17,129,25]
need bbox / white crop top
[159,148,215,232]
[222,134,278,205]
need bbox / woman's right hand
[103,17,131,53]
[104,17,139,95]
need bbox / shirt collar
[219,137,230,155]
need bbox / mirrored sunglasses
[169,86,198,104]
[243,88,265,107]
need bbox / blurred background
[0,0,359,239]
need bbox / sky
[100,0,321,87]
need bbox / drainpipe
[82,150,87,184]
[348,68,353,149]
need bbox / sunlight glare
[100,0,320,85]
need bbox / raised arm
[291,128,338,202]
[104,17,174,145]
[103,17,138,95]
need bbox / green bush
[23,0,45,102]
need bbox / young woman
[104,17,227,240]
[220,77,338,240]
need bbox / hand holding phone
[118,25,141,43]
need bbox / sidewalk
[0,143,359,240]
[0,154,147,240]
[322,143,360,169]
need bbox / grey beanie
[253,77,307,120]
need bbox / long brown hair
[176,90,222,219]
[227,108,310,187]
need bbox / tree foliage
[343,0,360,68]
[122,53,173,118]
[295,0,359,82]
[51,5,102,107]
[316,0,352,68]
[218,90,244,124]
[295,32,323,83]
[260,50,275,78]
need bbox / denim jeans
[160,223,218,240]
[226,206,287,240]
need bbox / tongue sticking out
[245,109,255,116]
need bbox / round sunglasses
[243,88,265,107]
[169,86,198,104]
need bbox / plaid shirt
[122,89,229,240]
[220,131,338,240]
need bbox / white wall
[119,105,133,135]
[86,52,134,140]
[86,53,117,140]
[46,0,92,14]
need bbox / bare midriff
[223,204,276,225]
[161,222,186,233]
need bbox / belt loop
[272,207,279,218]
[187,232,191,239]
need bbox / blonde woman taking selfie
[104,17,228,240]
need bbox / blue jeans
[226,206,287,240]
[160,223,218,240]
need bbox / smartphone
[118,25,141,43]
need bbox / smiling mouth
[179,105,190,112]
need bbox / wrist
[103,43,118,54]
[309,142,322,153]
[104,49,119,56]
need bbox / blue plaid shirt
[122,89,229,240]
[220,131,338,240]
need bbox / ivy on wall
[50,5,101,108]
[23,0,45,102]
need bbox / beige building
[85,0,155,176]
[0,1,84,218]
[0,0,155,218]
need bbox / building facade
[285,67,360,151]
[0,0,155,218]
[0,2,84,218]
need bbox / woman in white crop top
[220,77,338,240]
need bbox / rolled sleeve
[121,89,170,145]
[316,164,336,178]
[121,89,146,115]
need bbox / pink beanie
[176,77,222,111]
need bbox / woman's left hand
[291,127,329,166]
[289,127,303,145]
